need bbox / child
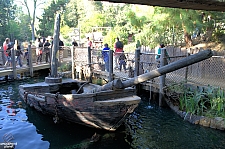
[24,49,29,66]
[102,43,110,72]
[119,51,127,72]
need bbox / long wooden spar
[96,49,213,92]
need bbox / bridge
[94,0,225,11]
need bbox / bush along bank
[164,83,225,131]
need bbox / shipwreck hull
[19,79,141,131]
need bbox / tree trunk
[31,23,35,42]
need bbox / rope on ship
[53,92,60,123]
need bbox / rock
[188,114,201,124]
[199,117,210,127]
[210,117,225,130]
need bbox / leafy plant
[168,83,225,118]
[58,62,72,72]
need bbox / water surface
[0,79,225,149]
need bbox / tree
[37,0,68,37]
[16,0,45,41]
[0,0,15,43]
[14,6,32,41]
[63,0,79,28]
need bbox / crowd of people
[2,37,65,68]
[2,38,24,68]
[2,36,169,72]
[99,37,170,73]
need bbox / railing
[1,45,225,89]
[0,46,71,69]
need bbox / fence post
[159,48,167,107]
[11,48,17,80]
[185,48,190,83]
[135,48,140,77]
[72,46,75,79]
[1,47,6,65]
[28,44,33,77]
[87,47,92,82]
[109,49,113,81]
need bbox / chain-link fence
[71,46,225,89]
[139,46,225,89]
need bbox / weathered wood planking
[0,63,50,77]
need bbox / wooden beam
[94,0,225,11]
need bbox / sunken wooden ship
[19,79,141,131]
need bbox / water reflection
[0,82,50,149]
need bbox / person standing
[114,37,123,69]
[43,39,51,63]
[24,48,29,66]
[72,39,78,47]
[119,51,127,72]
[155,43,170,67]
[136,40,141,48]
[86,37,92,50]
[36,38,43,64]
[87,37,92,65]
[59,38,64,50]
[14,40,23,67]
[102,43,110,72]
[3,38,12,67]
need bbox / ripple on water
[125,101,225,149]
[0,84,50,149]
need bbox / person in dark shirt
[114,37,123,69]
[24,48,29,66]
[119,51,127,72]
[102,43,110,72]
[44,39,51,63]
[14,40,23,67]
[59,39,64,50]
[72,39,78,47]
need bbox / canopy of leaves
[1,0,225,48]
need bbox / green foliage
[123,42,136,53]
[63,0,79,28]
[93,1,103,13]
[1,0,225,48]
[58,62,72,72]
[102,30,117,49]
[0,0,16,43]
[126,10,146,31]
[168,84,225,118]
[37,0,68,37]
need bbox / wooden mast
[51,13,60,77]
[45,14,62,83]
